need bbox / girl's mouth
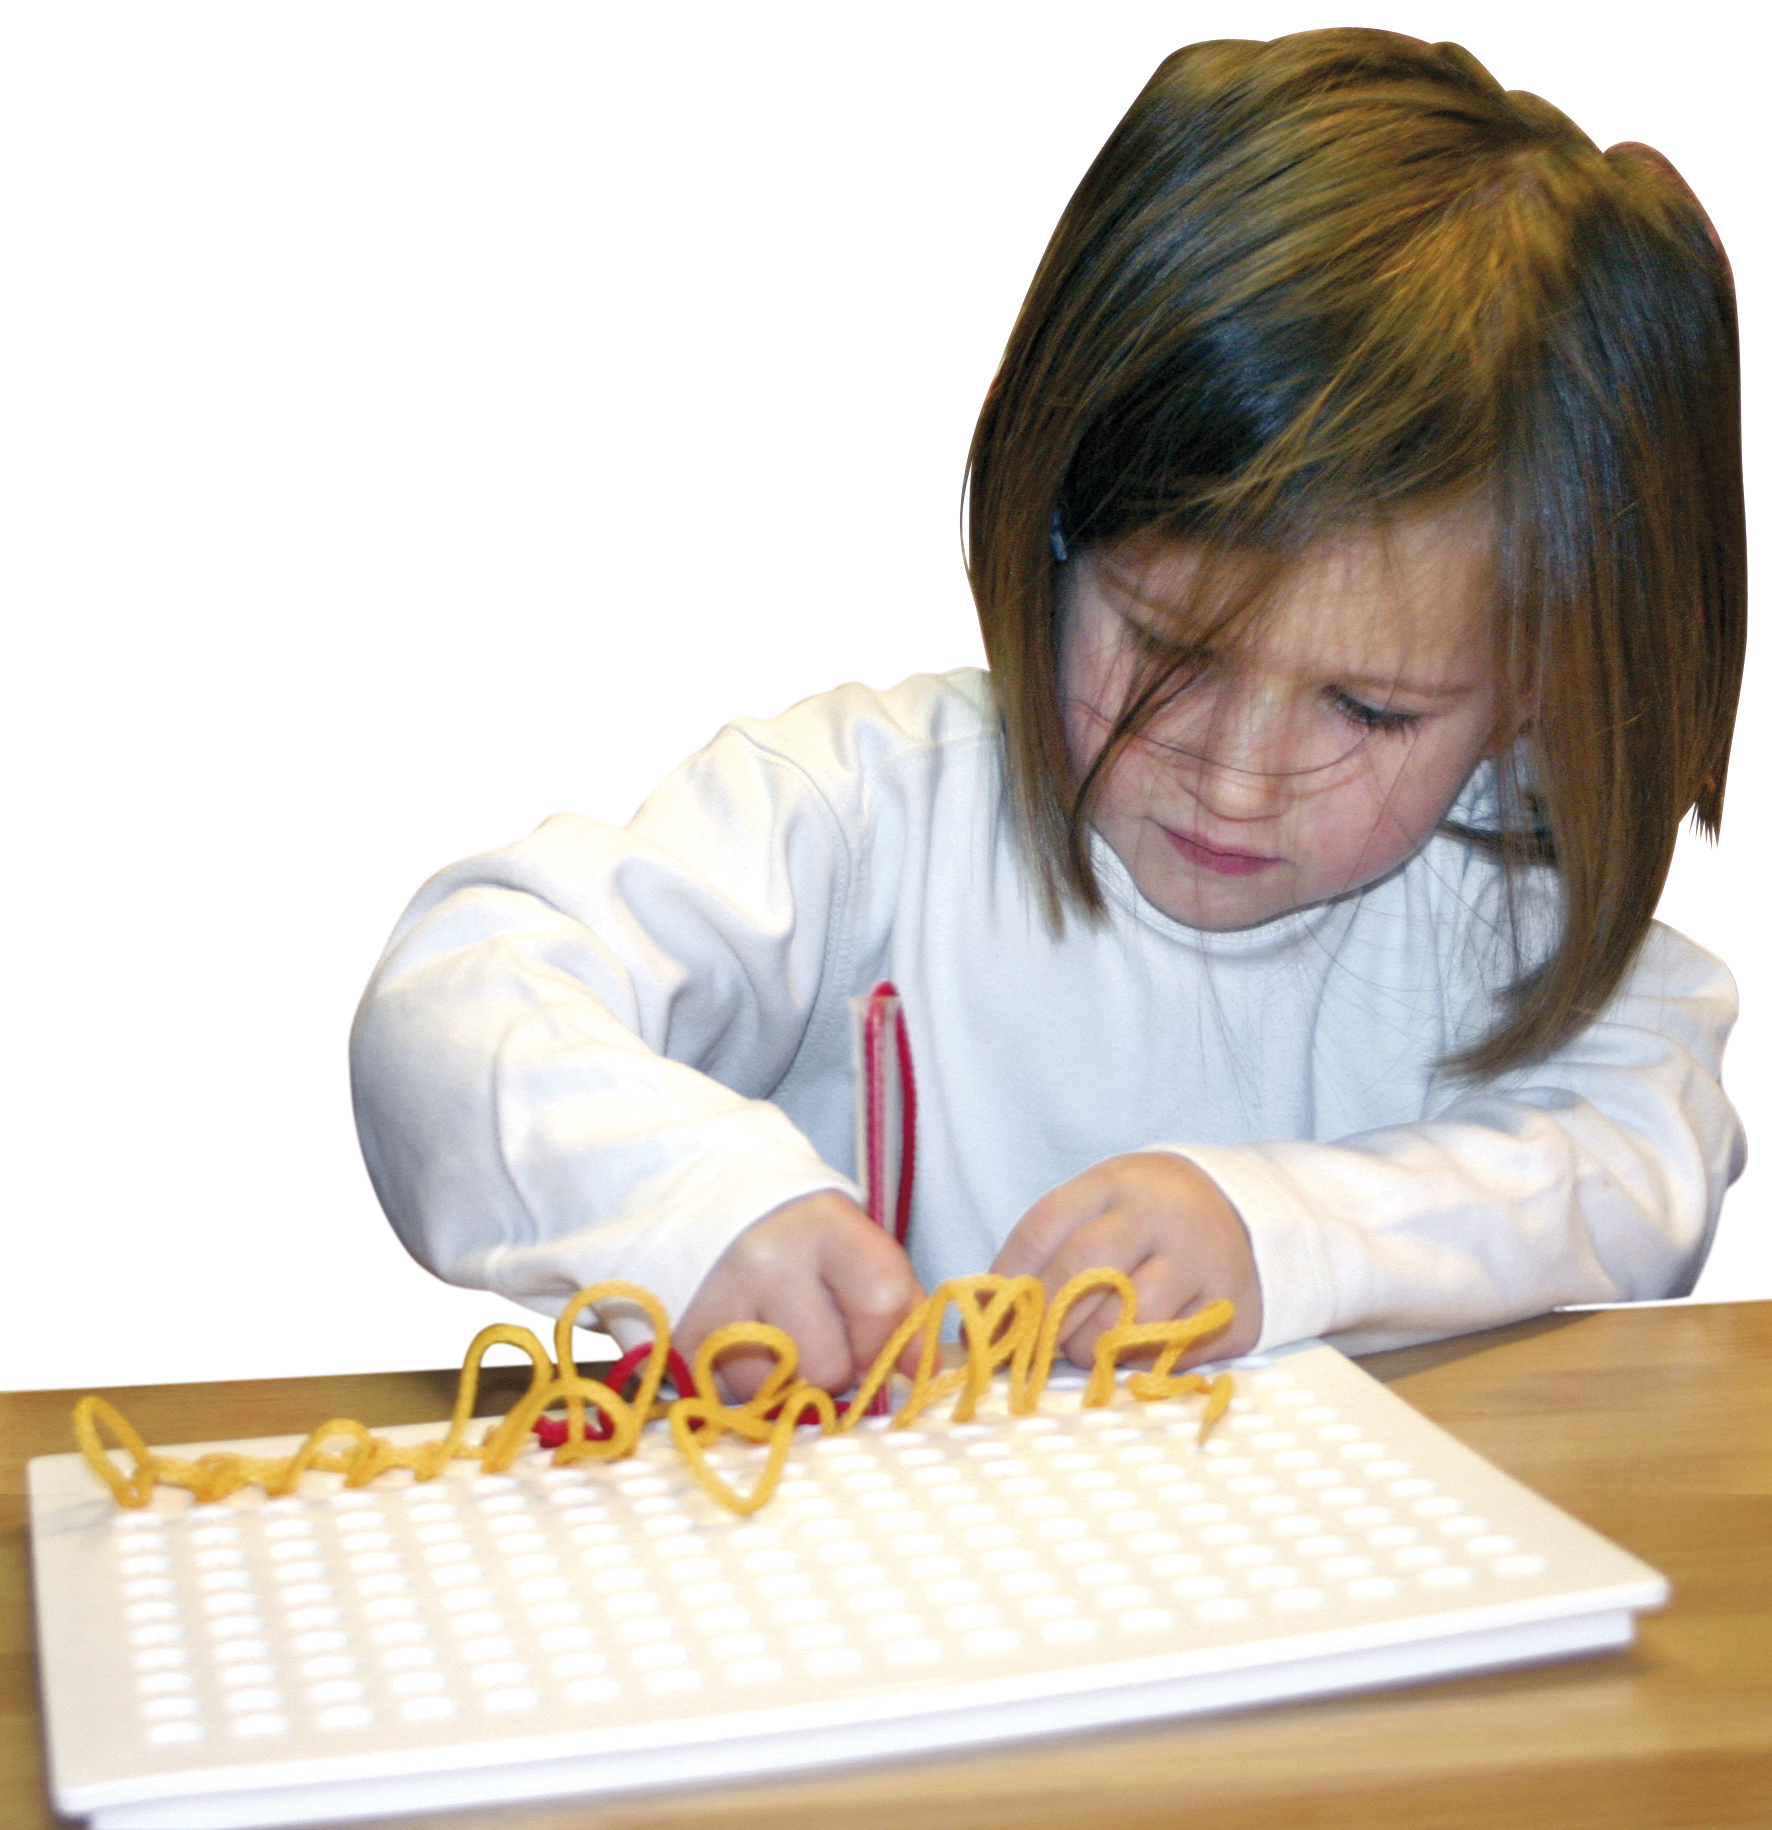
[1161,826,1280,877]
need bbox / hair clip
[1050,512,1069,564]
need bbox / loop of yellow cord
[73,1276,1236,1516]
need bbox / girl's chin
[1137,871,1305,931]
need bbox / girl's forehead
[1106,502,1495,677]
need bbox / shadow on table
[1354,1312,1582,1385]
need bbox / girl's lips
[1161,826,1279,877]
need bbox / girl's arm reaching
[1109,921,1740,1356]
[349,709,906,1359]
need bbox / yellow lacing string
[74,1273,1236,1517]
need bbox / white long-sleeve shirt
[350,669,1744,1354]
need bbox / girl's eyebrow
[1336,672,1479,699]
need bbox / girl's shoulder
[717,667,1000,791]
[626,671,1004,861]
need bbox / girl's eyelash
[1119,618,1422,734]
[1125,622,1211,672]
[1330,689,1421,733]
[1125,620,1179,656]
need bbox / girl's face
[1060,503,1502,932]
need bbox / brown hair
[965,28,1744,1075]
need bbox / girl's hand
[675,1191,925,1400]
[991,1153,1263,1367]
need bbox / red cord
[532,988,920,1442]
[892,998,917,1248]
[863,994,889,1233]
[865,981,915,1245]
[862,981,916,1414]
[531,1342,698,1448]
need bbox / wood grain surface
[4,1303,1767,1830]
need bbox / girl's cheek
[1063,697,1110,776]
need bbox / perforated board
[30,1339,1666,1829]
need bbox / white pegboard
[29,1339,1666,1829]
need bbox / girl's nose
[1168,687,1300,818]
[1188,753,1289,821]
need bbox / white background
[3,3,1763,1391]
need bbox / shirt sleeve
[1158,921,1745,1354]
[348,727,863,1336]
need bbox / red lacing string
[884,983,917,1247]
[534,982,919,1444]
[860,980,916,1248]
[861,980,915,1410]
[531,1341,699,1447]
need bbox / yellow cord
[74,1274,1236,1515]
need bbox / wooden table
[4,1303,1768,1829]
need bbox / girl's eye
[1125,620,1182,659]
[1124,620,1211,677]
[1329,689,1420,734]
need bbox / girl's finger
[1126,1253,1205,1342]
[760,1284,860,1396]
[1042,1211,1153,1358]
[1054,1288,1118,1359]
[820,1223,925,1384]
[1123,1252,1254,1367]
[994,1168,1115,1277]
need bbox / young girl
[350,29,1745,1396]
